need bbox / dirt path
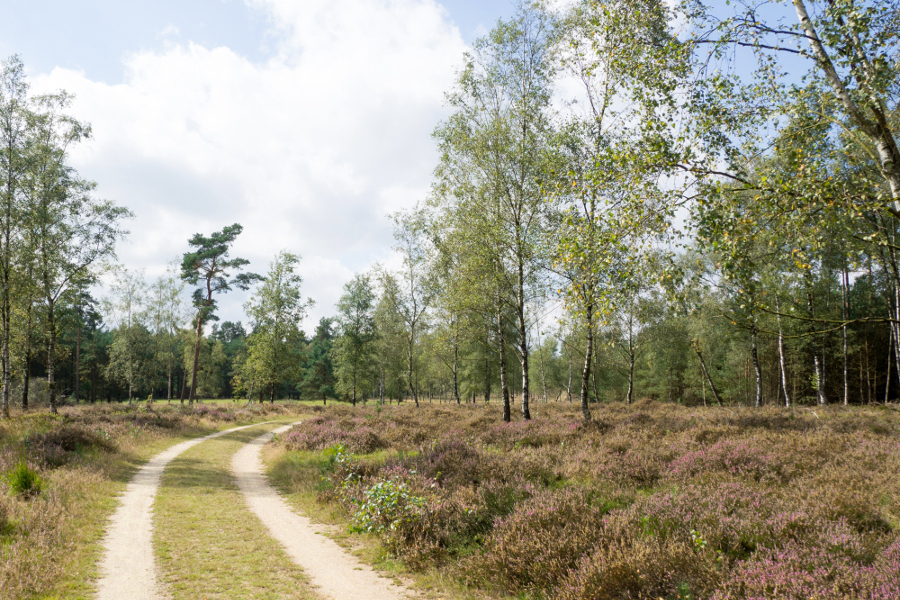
[94,422,274,600]
[232,425,414,600]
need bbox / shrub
[27,425,116,467]
[712,537,900,600]
[669,438,789,483]
[557,536,718,600]
[5,461,43,497]
[349,477,426,535]
[283,417,386,453]
[473,487,617,593]
[274,402,900,599]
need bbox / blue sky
[1,0,515,85]
[0,0,517,327]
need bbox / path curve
[95,421,276,600]
[233,425,413,600]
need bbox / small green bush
[349,478,425,534]
[5,461,43,497]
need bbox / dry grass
[0,401,316,600]
[270,400,900,600]
[154,422,321,600]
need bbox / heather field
[272,401,900,600]
[0,401,312,600]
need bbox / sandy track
[233,425,413,600]
[94,421,275,600]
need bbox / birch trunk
[516,263,531,420]
[498,301,511,423]
[776,298,791,407]
[580,307,593,421]
[750,319,762,408]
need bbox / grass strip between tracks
[154,422,321,600]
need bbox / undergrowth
[0,400,315,600]
[276,400,900,600]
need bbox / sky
[0,0,517,331]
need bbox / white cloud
[158,24,181,38]
[31,0,467,329]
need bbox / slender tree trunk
[516,264,531,420]
[497,301,510,422]
[886,333,892,404]
[814,348,826,405]
[775,297,791,407]
[190,310,205,403]
[22,346,30,410]
[626,320,635,405]
[701,364,707,406]
[865,337,872,404]
[580,307,593,421]
[693,342,723,406]
[750,318,763,408]
[47,298,58,414]
[0,131,13,420]
[842,267,849,405]
[75,319,81,403]
[179,365,188,404]
[807,285,827,405]
[407,330,418,408]
[21,300,32,411]
[627,351,635,405]
[537,325,547,403]
[452,340,460,404]
[893,284,900,386]
[483,334,491,403]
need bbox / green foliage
[179,224,261,401]
[5,461,43,497]
[300,318,337,400]
[238,251,312,401]
[349,477,426,535]
[332,274,377,404]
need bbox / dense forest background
[1,0,898,420]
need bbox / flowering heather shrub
[669,438,789,483]
[189,404,237,421]
[283,416,387,453]
[556,535,718,600]
[473,487,620,592]
[712,536,900,600]
[593,446,664,485]
[276,401,900,599]
[477,418,576,448]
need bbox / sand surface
[94,421,274,600]
[232,424,414,600]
